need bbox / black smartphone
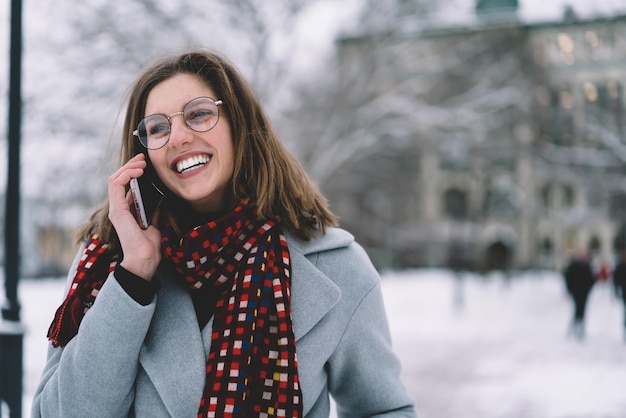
[129,161,165,229]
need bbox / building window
[588,236,601,253]
[541,237,553,254]
[585,30,599,48]
[440,134,469,171]
[584,80,625,142]
[559,90,574,110]
[552,88,575,145]
[563,185,575,208]
[583,81,598,102]
[584,30,600,60]
[540,185,551,210]
[485,175,518,219]
[444,188,469,220]
[557,32,575,65]
[536,86,576,146]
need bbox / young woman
[32,50,416,417]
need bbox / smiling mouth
[175,154,210,174]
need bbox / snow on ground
[14,269,626,417]
[382,269,626,418]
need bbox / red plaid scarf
[48,201,302,417]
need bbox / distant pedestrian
[612,251,626,341]
[563,250,596,340]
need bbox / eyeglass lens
[136,97,221,150]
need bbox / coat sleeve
[324,244,417,417]
[31,249,157,418]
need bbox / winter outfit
[563,255,596,340]
[31,203,416,417]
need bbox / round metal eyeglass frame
[133,96,223,150]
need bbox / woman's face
[145,73,235,213]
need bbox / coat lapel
[138,270,206,418]
[289,248,341,340]
[286,228,354,340]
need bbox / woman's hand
[108,154,162,280]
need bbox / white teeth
[176,155,210,173]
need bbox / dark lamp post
[1,0,25,417]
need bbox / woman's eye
[187,109,214,122]
[149,123,170,137]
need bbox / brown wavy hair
[78,50,337,253]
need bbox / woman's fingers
[107,154,162,280]
[108,155,146,210]
[109,154,147,190]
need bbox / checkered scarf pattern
[47,235,118,347]
[161,201,302,417]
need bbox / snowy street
[383,269,626,418]
[17,269,626,417]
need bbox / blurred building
[335,0,626,271]
[0,196,77,278]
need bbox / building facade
[334,2,626,271]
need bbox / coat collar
[284,226,354,256]
[138,227,354,416]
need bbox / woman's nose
[168,114,193,147]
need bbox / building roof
[338,1,626,43]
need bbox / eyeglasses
[133,96,223,150]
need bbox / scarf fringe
[47,295,84,347]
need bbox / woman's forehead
[145,74,216,114]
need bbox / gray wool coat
[31,227,417,417]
